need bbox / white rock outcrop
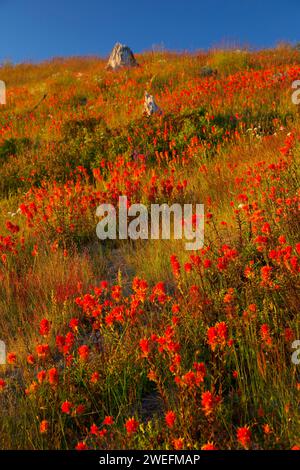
[106,43,138,70]
[143,92,162,117]
[0,80,6,105]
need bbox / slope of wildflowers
[0,46,299,450]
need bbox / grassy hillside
[0,45,299,449]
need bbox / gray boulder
[106,43,138,70]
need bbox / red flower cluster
[207,322,228,351]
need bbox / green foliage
[209,49,251,75]
[0,138,32,163]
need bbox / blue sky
[0,0,299,63]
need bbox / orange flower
[172,438,184,450]
[201,442,217,450]
[147,370,157,382]
[39,420,49,434]
[25,381,38,395]
[37,370,47,384]
[248,304,257,313]
[7,352,17,364]
[32,245,38,257]
[78,345,89,362]
[27,354,35,365]
[224,288,235,304]
[260,265,272,286]
[262,423,272,435]
[90,372,100,384]
[201,390,221,416]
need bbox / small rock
[143,92,162,117]
[106,43,138,70]
[0,80,6,105]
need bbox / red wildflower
[90,424,99,436]
[207,322,228,351]
[90,372,100,384]
[193,362,206,384]
[27,354,35,365]
[184,262,192,273]
[261,222,271,234]
[147,370,157,381]
[63,332,75,355]
[139,338,150,357]
[201,390,220,416]
[260,265,273,286]
[165,411,176,429]
[262,424,272,435]
[170,255,181,277]
[201,442,217,450]
[5,221,20,234]
[203,258,212,269]
[111,285,122,302]
[224,288,235,304]
[48,367,59,386]
[39,319,50,336]
[0,379,6,390]
[244,261,255,279]
[39,420,49,434]
[56,335,65,352]
[103,416,114,426]
[69,318,79,332]
[32,245,38,257]
[78,345,89,362]
[75,442,88,450]
[284,328,294,342]
[172,438,184,450]
[36,344,50,360]
[61,401,73,414]
[25,381,38,396]
[37,370,47,384]
[125,417,139,435]
[260,324,272,346]
[237,426,251,449]
[7,353,17,364]
[75,404,85,415]
[278,235,286,245]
